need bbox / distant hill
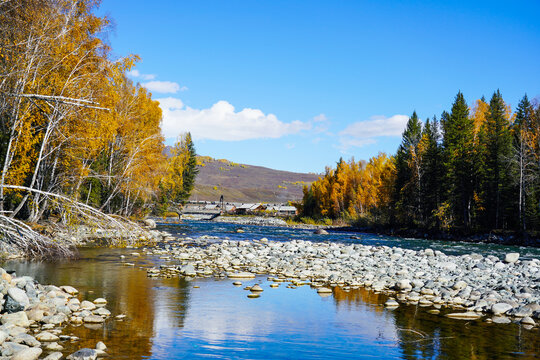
[190,156,321,203]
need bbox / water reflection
[1,221,539,359]
[2,249,186,359]
[333,287,539,360]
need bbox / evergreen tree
[442,91,475,228]
[419,117,442,227]
[478,90,513,228]
[511,94,533,231]
[393,111,423,225]
[181,133,199,200]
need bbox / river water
[2,221,539,359]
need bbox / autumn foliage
[0,0,196,222]
[301,91,540,234]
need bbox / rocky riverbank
[144,235,540,328]
[0,267,119,359]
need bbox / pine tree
[478,90,513,229]
[393,111,423,225]
[442,91,475,228]
[419,117,442,227]
[181,133,199,200]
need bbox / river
[2,221,539,359]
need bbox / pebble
[250,284,263,292]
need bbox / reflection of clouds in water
[174,279,400,347]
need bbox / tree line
[300,91,540,234]
[0,0,197,225]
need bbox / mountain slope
[190,156,320,203]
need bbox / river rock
[520,316,535,326]
[507,306,533,318]
[491,303,513,315]
[45,342,64,351]
[96,341,107,351]
[452,280,467,291]
[35,332,59,342]
[12,333,40,347]
[44,352,63,360]
[11,347,42,360]
[93,298,107,305]
[250,284,263,292]
[423,248,435,256]
[439,262,457,271]
[43,313,67,325]
[396,280,412,291]
[84,315,105,323]
[492,316,511,324]
[1,342,29,357]
[384,299,399,307]
[317,288,332,294]
[67,348,98,360]
[314,229,329,235]
[25,308,44,322]
[8,287,30,306]
[0,330,7,345]
[446,312,482,320]
[1,311,30,327]
[505,253,519,263]
[93,307,111,317]
[179,264,196,276]
[80,301,96,311]
[228,272,255,279]
[60,285,79,295]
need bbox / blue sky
[98,0,540,173]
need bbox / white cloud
[142,81,186,94]
[127,69,156,80]
[158,98,311,141]
[338,114,408,150]
[312,113,328,122]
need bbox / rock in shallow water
[35,332,59,342]
[446,312,482,320]
[228,272,255,279]
[67,348,98,360]
[491,303,513,316]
